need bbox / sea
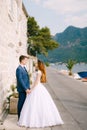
[50,63,87,73]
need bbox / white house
[0,0,29,118]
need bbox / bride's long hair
[38,60,47,83]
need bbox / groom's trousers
[17,92,26,119]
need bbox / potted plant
[8,84,18,114]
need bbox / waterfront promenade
[1,67,87,130]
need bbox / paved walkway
[1,67,87,130]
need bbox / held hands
[26,89,31,94]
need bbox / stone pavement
[1,67,87,130]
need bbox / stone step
[0,109,8,125]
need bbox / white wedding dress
[18,70,64,128]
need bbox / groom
[16,55,31,119]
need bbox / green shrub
[45,62,50,67]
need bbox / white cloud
[29,0,87,17]
[42,0,87,30]
[65,14,87,28]
[31,0,41,4]
[43,0,87,15]
[29,0,40,5]
[27,0,87,33]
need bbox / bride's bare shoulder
[38,70,42,75]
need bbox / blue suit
[16,65,30,119]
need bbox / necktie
[24,67,27,72]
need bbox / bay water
[50,63,87,73]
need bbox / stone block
[0,125,5,130]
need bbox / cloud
[65,14,87,28]
[31,0,41,4]
[43,0,87,15]
[27,0,87,33]
[32,0,87,19]
[29,0,87,16]
[42,0,87,29]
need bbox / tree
[27,16,59,56]
[66,59,76,75]
[27,17,39,37]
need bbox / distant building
[0,0,28,116]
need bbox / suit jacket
[16,65,30,93]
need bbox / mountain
[39,26,87,63]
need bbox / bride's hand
[30,87,34,92]
[26,89,31,94]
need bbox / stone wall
[0,0,28,114]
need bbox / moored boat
[78,71,87,78]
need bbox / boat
[78,71,87,78]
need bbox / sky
[23,0,87,35]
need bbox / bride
[18,60,64,128]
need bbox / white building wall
[0,0,28,114]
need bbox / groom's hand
[26,89,31,94]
